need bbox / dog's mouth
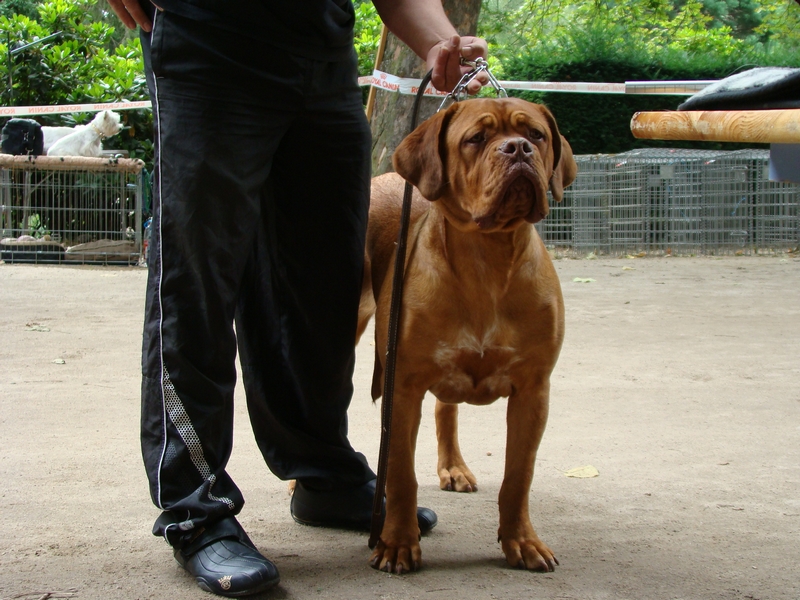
[473,171,539,231]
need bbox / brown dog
[357,97,577,574]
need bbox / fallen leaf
[622,266,635,271]
[564,465,599,478]
[26,323,50,332]
[573,277,595,283]
[52,358,66,364]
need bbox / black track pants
[139,8,375,547]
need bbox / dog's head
[393,97,576,232]
[93,110,122,137]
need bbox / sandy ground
[1,254,799,600]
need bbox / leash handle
[368,69,433,550]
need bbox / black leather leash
[368,68,433,550]
[367,59,506,550]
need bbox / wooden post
[630,110,800,144]
[365,24,389,123]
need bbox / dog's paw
[499,533,558,572]
[438,464,478,493]
[369,538,422,574]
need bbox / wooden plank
[365,24,389,123]
[630,109,800,143]
[0,153,144,173]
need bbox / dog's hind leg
[435,400,478,492]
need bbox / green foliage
[0,0,152,165]
[2,0,797,164]
[480,0,800,72]
[503,23,800,154]
[755,0,800,42]
[27,213,49,238]
[353,1,383,104]
[480,0,800,154]
[353,1,382,76]
[0,0,39,20]
[700,0,762,37]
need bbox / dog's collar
[90,123,107,139]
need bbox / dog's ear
[538,106,577,203]
[392,103,460,201]
[549,135,577,203]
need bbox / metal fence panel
[0,155,144,265]
[537,149,799,255]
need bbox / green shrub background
[502,28,800,154]
[2,0,800,164]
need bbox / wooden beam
[630,109,800,144]
[365,24,389,124]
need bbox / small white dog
[46,110,122,157]
[42,125,76,154]
[43,111,117,154]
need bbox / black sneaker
[174,517,280,597]
[290,479,438,534]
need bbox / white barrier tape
[367,70,620,96]
[0,76,713,117]
[503,80,625,94]
[366,70,715,96]
[367,70,450,97]
[625,80,716,95]
[0,100,151,117]
[367,70,622,96]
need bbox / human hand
[106,0,153,32]
[426,35,489,94]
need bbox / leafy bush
[0,0,152,165]
[353,1,383,104]
[0,0,39,20]
[501,21,800,154]
[0,0,386,164]
[354,1,382,76]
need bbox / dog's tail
[356,257,376,345]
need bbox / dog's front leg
[498,379,558,571]
[435,400,478,492]
[369,391,424,574]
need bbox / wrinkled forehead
[448,98,550,136]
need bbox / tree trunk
[370,0,482,176]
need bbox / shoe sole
[291,510,437,535]
[195,573,280,597]
[290,511,370,531]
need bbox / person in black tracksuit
[107,0,487,595]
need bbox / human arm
[372,0,489,93]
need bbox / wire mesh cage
[538,148,799,255]
[0,154,145,265]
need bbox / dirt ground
[1,254,799,600]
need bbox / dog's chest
[430,325,519,405]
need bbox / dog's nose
[498,138,534,161]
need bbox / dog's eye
[529,129,545,141]
[466,132,485,145]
